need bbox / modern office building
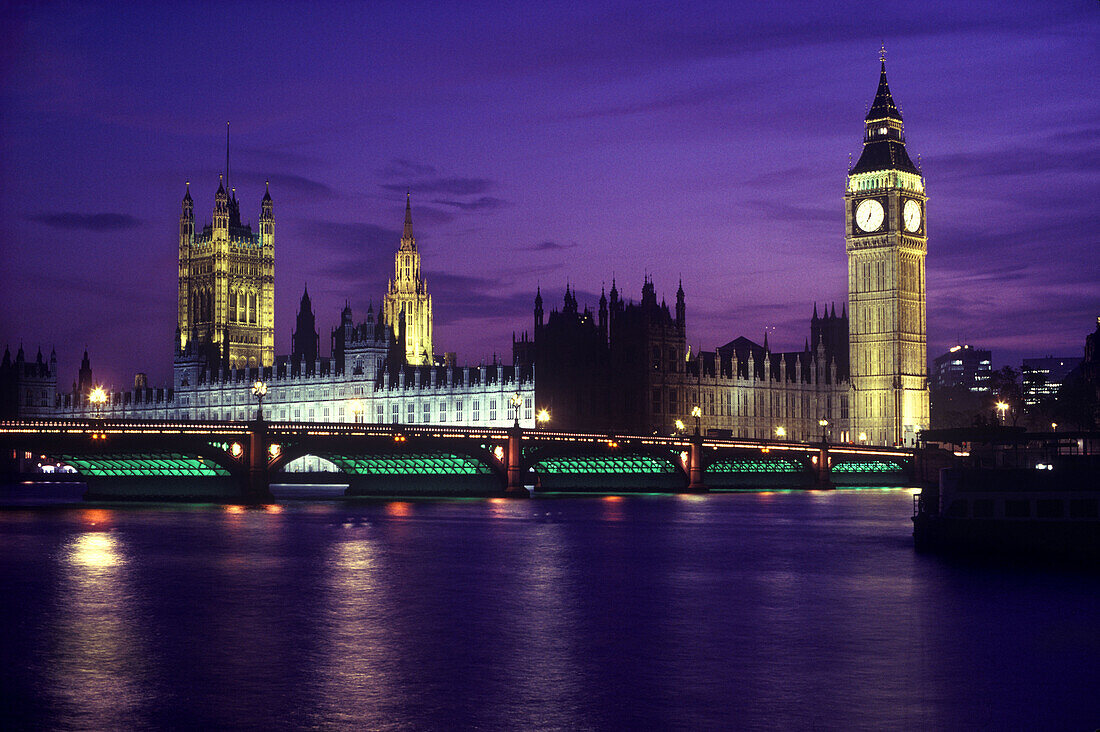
[931,345,993,391]
[1021,356,1083,406]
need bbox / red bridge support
[816,444,831,487]
[687,437,707,493]
[504,425,527,497]
[246,421,273,503]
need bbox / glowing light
[263,504,283,513]
[229,442,243,458]
[818,419,828,427]
[691,406,702,418]
[775,426,786,438]
[858,432,868,442]
[251,381,267,397]
[224,505,245,513]
[493,445,505,461]
[69,532,121,569]
[536,409,550,424]
[268,443,281,458]
[675,419,686,431]
[89,386,108,405]
[386,501,411,517]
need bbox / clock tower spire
[846,54,929,446]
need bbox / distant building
[1022,356,1083,406]
[931,345,992,392]
[0,346,58,419]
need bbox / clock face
[855,198,884,232]
[903,199,922,232]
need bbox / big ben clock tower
[846,52,929,446]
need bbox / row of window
[650,387,846,420]
[178,396,535,424]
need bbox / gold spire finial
[879,43,887,63]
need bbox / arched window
[229,291,237,322]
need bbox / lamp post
[89,386,107,419]
[252,380,267,422]
[675,419,686,435]
[691,405,702,436]
[775,425,786,440]
[858,431,868,444]
[1051,422,1057,432]
[995,400,1008,426]
[818,418,829,444]
[510,391,523,428]
[350,398,364,424]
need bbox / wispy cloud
[377,159,438,178]
[27,212,141,231]
[525,240,577,251]
[381,177,495,196]
[432,196,508,211]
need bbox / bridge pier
[246,420,273,503]
[815,443,832,487]
[504,425,528,497]
[686,437,707,493]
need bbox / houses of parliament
[2,58,929,446]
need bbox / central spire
[866,58,902,123]
[402,190,414,243]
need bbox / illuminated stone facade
[845,58,930,446]
[177,178,275,369]
[44,190,532,428]
[383,195,434,365]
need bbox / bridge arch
[522,440,689,493]
[267,434,507,496]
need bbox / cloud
[525,240,577,251]
[377,159,437,178]
[381,177,494,196]
[572,82,738,119]
[300,220,398,259]
[432,196,509,211]
[746,199,835,225]
[27,212,141,231]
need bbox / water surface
[1,490,1097,730]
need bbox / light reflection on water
[51,522,147,730]
[0,490,1098,730]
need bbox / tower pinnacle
[402,191,414,242]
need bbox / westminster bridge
[0,419,916,502]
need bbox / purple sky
[1,1,1097,390]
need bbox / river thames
[1,488,1097,730]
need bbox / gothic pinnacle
[403,190,414,240]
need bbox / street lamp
[775,426,786,439]
[510,391,523,428]
[691,405,702,436]
[818,418,829,444]
[858,431,868,444]
[536,408,550,427]
[675,419,686,434]
[350,398,364,424]
[89,386,108,419]
[252,380,267,421]
[1051,422,1057,432]
[995,401,1008,425]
